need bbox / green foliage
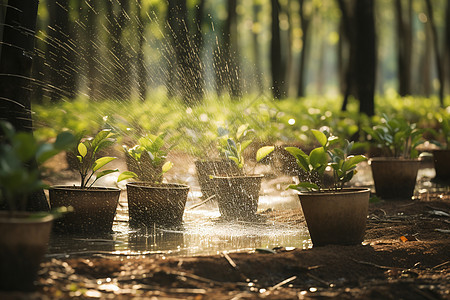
[123,134,173,183]
[430,108,450,150]
[363,114,425,158]
[0,121,76,211]
[32,95,447,161]
[257,129,367,192]
[217,124,254,171]
[68,129,125,189]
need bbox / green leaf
[240,139,253,152]
[285,147,309,172]
[311,129,328,147]
[36,144,58,164]
[95,169,118,180]
[91,129,112,150]
[309,147,327,169]
[117,171,137,182]
[78,142,88,157]
[236,124,248,140]
[256,146,275,162]
[289,182,320,191]
[93,156,117,171]
[162,161,173,173]
[54,131,76,150]
[342,155,367,172]
[228,156,240,167]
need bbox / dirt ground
[1,194,447,299]
[3,152,449,299]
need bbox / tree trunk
[354,0,376,116]
[136,0,148,101]
[297,0,311,98]
[252,2,264,91]
[167,0,197,104]
[225,0,241,98]
[271,0,283,99]
[84,0,100,100]
[107,0,131,101]
[444,0,450,96]
[190,0,206,102]
[395,0,413,96]
[48,0,76,102]
[336,0,355,112]
[425,0,444,107]
[0,0,49,211]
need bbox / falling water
[3,0,312,256]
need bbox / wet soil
[4,152,448,299]
[0,196,447,299]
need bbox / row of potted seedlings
[1,114,449,292]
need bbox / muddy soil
[2,152,448,299]
[0,196,447,299]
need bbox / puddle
[47,192,312,258]
[46,165,447,258]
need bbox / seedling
[257,129,367,192]
[68,129,131,189]
[363,114,424,158]
[123,134,173,183]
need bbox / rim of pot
[298,187,371,196]
[211,174,264,179]
[369,157,422,162]
[49,186,121,191]
[126,182,190,189]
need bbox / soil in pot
[49,186,120,234]
[298,188,370,247]
[195,160,241,199]
[432,149,450,183]
[126,182,189,229]
[370,158,420,200]
[212,175,263,221]
[0,212,53,291]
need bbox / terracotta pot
[298,188,370,247]
[433,149,450,182]
[126,182,189,229]
[49,186,120,233]
[212,174,263,220]
[0,212,53,291]
[370,158,420,200]
[195,160,241,199]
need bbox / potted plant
[363,114,425,200]
[0,121,75,291]
[124,134,189,229]
[257,129,369,247]
[49,129,129,234]
[430,110,450,183]
[194,126,241,199]
[211,124,264,221]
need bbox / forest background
[1,0,449,115]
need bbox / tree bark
[425,0,445,106]
[48,0,76,102]
[225,0,241,98]
[190,0,206,102]
[106,0,131,101]
[337,0,375,116]
[271,0,283,99]
[297,0,311,98]
[395,0,413,96]
[0,0,49,211]
[336,0,355,112]
[354,0,376,116]
[136,0,148,101]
